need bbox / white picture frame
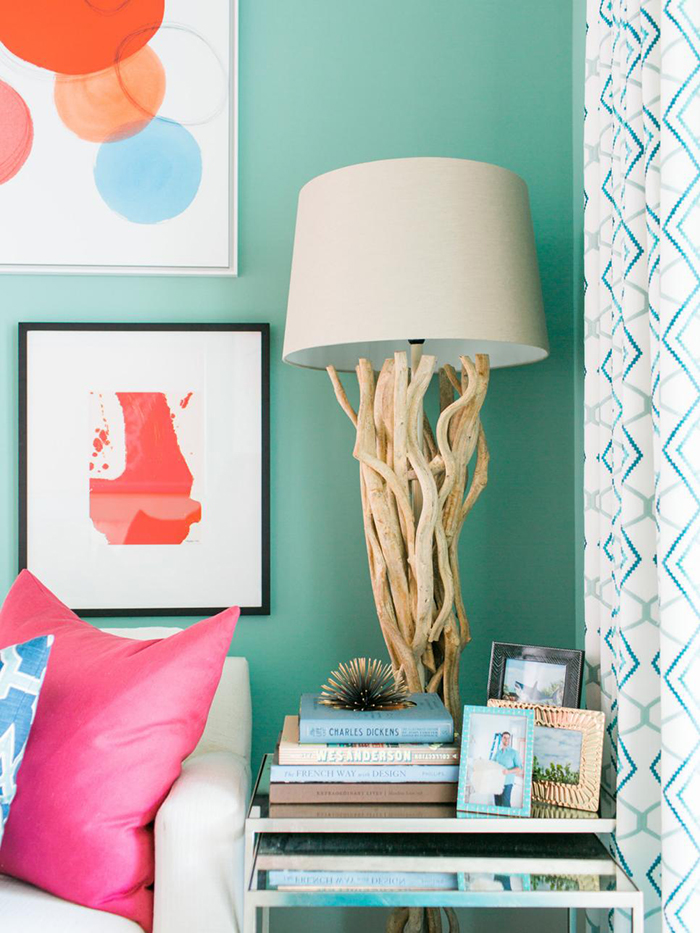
[0,1,237,275]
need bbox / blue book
[298,693,454,744]
[270,763,459,783]
[268,870,457,890]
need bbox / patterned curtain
[583,2,699,932]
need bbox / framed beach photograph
[0,0,237,274]
[19,323,269,615]
[457,705,535,818]
[488,642,584,708]
[488,700,604,812]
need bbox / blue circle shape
[94,117,202,224]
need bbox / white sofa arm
[153,751,251,933]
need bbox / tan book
[278,716,460,766]
[268,802,456,819]
[268,782,458,804]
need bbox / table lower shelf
[247,831,641,913]
[256,831,612,860]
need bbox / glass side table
[244,754,642,933]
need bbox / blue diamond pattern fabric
[584,2,699,932]
[0,635,53,844]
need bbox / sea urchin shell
[319,658,415,711]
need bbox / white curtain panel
[583,1,699,932]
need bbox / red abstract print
[89,392,201,545]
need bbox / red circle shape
[0,1,165,76]
[0,80,33,184]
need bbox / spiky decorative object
[319,658,415,711]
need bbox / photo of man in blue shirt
[492,732,523,807]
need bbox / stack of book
[269,693,459,817]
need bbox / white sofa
[0,626,252,933]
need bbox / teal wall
[0,0,577,776]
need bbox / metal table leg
[631,892,645,933]
[243,823,257,933]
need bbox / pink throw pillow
[0,571,239,932]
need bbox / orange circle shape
[55,46,165,143]
[0,80,33,183]
[0,0,164,76]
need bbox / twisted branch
[327,351,490,726]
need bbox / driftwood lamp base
[327,350,490,731]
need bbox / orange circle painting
[54,46,165,143]
[0,0,165,75]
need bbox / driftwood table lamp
[283,157,549,731]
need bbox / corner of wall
[572,0,586,649]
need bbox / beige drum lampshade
[283,157,549,371]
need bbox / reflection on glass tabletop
[255,831,619,894]
[249,755,615,831]
[260,871,619,894]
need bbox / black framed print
[19,323,269,616]
[487,642,584,709]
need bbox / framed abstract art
[0,1,237,274]
[19,323,269,615]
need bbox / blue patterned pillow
[0,635,53,843]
